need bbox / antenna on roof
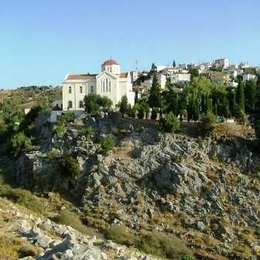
[135,60,138,71]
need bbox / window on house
[80,86,83,93]
[79,100,84,108]
[69,86,72,94]
[91,86,94,93]
[68,101,73,109]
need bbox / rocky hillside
[1,116,260,259]
[0,195,158,259]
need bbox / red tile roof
[66,74,97,80]
[102,59,119,66]
[119,72,128,78]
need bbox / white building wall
[102,64,121,74]
[63,81,88,111]
[62,61,135,111]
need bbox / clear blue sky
[0,0,259,88]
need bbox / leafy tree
[0,113,7,135]
[172,60,176,68]
[119,95,129,117]
[84,94,112,114]
[244,80,256,114]
[255,119,260,140]
[135,99,149,119]
[159,112,180,133]
[165,77,173,91]
[255,75,260,115]
[236,81,245,113]
[227,88,237,116]
[84,94,100,114]
[10,132,32,156]
[211,85,230,117]
[60,155,80,178]
[189,68,199,80]
[98,96,112,110]
[199,112,216,136]
[148,73,161,108]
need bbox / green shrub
[118,95,129,117]
[47,149,60,160]
[0,235,38,259]
[199,112,216,136]
[137,231,193,259]
[255,119,260,140]
[0,185,44,215]
[84,94,113,114]
[53,120,65,138]
[159,112,180,133]
[60,155,80,178]
[79,127,95,140]
[99,135,114,155]
[10,132,32,156]
[61,112,76,123]
[52,209,88,234]
[151,108,159,120]
[105,224,136,246]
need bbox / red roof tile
[102,59,119,66]
[119,72,128,78]
[66,74,97,80]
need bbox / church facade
[62,59,135,111]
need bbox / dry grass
[213,123,254,139]
[0,234,38,259]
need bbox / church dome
[102,59,119,66]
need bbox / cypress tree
[236,81,245,112]
[244,80,256,114]
[148,73,162,108]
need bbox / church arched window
[103,80,105,92]
[68,101,73,109]
[109,80,111,92]
[69,86,72,94]
[106,79,109,92]
[80,86,83,94]
[79,100,84,108]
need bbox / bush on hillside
[159,112,180,133]
[10,132,32,156]
[61,112,76,123]
[84,94,113,114]
[255,119,260,140]
[53,121,65,138]
[51,209,88,234]
[79,127,95,140]
[60,155,80,178]
[99,135,114,155]
[118,95,129,117]
[137,231,194,259]
[199,112,216,136]
[105,224,136,246]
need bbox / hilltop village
[0,57,259,259]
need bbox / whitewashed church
[62,59,135,111]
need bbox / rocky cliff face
[15,127,260,259]
[0,197,156,259]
